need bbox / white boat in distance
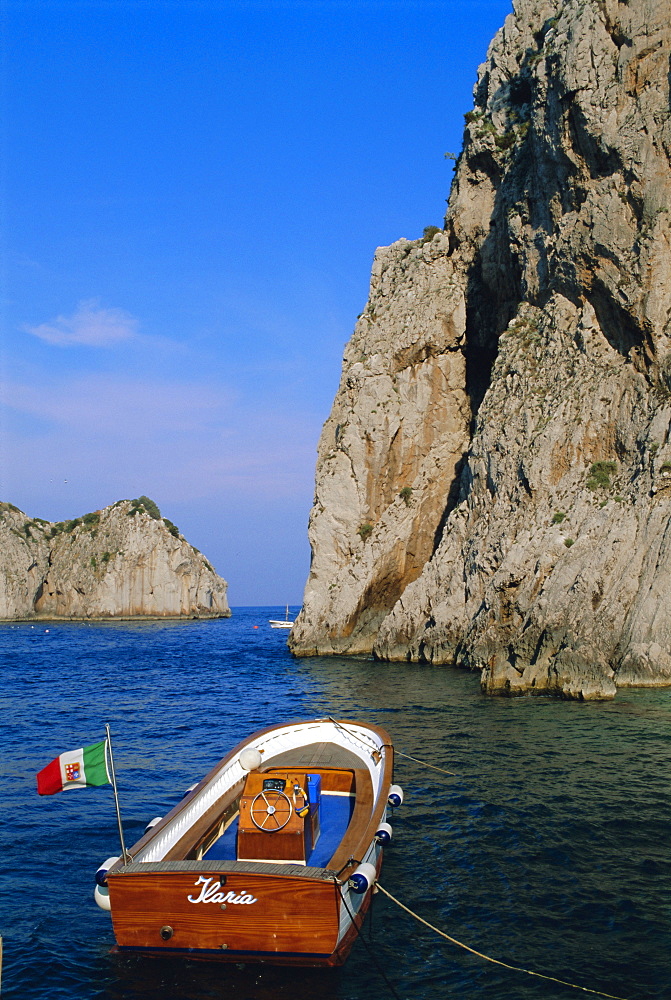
[269,606,294,629]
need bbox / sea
[1,608,669,1000]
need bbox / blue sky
[2,0,512,606]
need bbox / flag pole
[105,723,129,865]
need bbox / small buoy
[388,784,404,807]
[240,748,263,771]
[348,862,377,894]
[144,816,163,835]
[253,625,258,629]
[45,629,49,633]
[376,821,393,845]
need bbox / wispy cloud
[1,372,318,503]
[23,299,138,347]
[0,374,318,604]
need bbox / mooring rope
[336,880,403,1000]
[328,717,459,776]
[375,884,639,1000]
[394,750,458,776]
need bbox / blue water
[1,608,670,1000]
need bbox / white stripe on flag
[58,747,87,791]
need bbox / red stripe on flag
[36,757,63,795]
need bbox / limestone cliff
[290,0,671,698]
[0,498,231,619]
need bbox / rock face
[0,498,231,619]
[290,0,671,699]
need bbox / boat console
[237,769,321,863]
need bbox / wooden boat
[95,718,402,966]
[268,605,294,628]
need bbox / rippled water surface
[1,610,669,1000]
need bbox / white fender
[348,862,377,894]
[94,855,120,910]
[144,816,163,834]
[94,883,111,911]
[388,784,404,807]
[95,856,120,886]
[376,821,393,845]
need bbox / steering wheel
[250,789,293,831]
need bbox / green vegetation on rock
[586,461,617,491]
[127,496,162,519]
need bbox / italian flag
[36,739,110,795]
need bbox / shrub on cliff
[587,461,616,491]
[128,496,161,519]
[137,496,161,519]
[163,518,179,538]
[420,226,441,244]
[494,130,516,151]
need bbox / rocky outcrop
[290,0,671,698]
[0,498,231,619]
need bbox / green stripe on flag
[82,740,110,786]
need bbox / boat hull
[103,718,394,966]
[109,864,379,966]
[110,868,338,960]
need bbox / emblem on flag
[65,762,82,782]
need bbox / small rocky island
[0,497,230,620]
[290,0,671,699]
